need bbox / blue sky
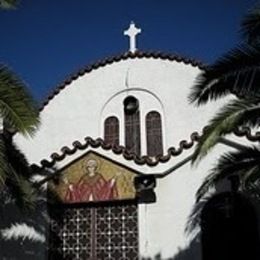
[0,0,258,102]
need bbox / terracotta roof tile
[33,127,260,170]
[33,131,200,169]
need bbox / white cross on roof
[124,22,141,53]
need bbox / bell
[123,96,139,114]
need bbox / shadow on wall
[141,236,201,260]
[141,190,260,260]
[201,192,260,260]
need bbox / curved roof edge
[234,127,260,141]
[33,132,200,169]
[32,126,260,170]
[39,50,206,111]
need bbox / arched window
[124,96,141,156]
[104,116,119,145]
[146,111,163,156]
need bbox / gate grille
[49,202,138,260]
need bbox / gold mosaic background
[49,152,137,203]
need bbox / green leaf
[192,98,260,163]
[0,134,37,211]
[196,146,260,201]
[0,66,40,137]
[189,45,260,105]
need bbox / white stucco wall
[14,56,236,259]
[15,57,228,166]
[138,143,236,259]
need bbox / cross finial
[124,22,141,53]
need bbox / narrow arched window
[124,96,141,156]
[146,111,163,156]
[104,116,119,145]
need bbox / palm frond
[0,183,47,234]
[1,223,45,242]
[192,98,260,163]
[0,0,18,9]
[0,133,36,210]
[0,223,45,259]
[0,65,40,137]
[196,146,260,201]
[189,45,260,105]
[185,197,209,235]
[6,167,37,211]
[245,182,260,201]
[5,137,33,179]
[240,165,260,189]
[0,135,8,185]
[241,6,260,45]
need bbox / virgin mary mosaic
[49,152,137,204]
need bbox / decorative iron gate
[49,202,138,259]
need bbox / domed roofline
[39,50,206,111]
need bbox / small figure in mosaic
[64,159,118,203]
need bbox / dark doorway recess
[201,192,260,260]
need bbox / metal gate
[49,202,138,259]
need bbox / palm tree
[0,0,39,208]
[0,180,47,259]
[0,21,42,255]
[0,65,40,206]
[0,66,40,241]
[0,3,45,258]
[188,6,260,200]
[0,66,43,259]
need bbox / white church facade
[14,23,260,259]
